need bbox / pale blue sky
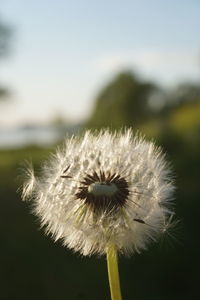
[0,0,200,127]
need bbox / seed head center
[88,182,118,197]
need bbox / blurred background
[0,1,200,299]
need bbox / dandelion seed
[22,129,175,300]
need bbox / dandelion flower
[22,129,174,255]
[22,129,175,300]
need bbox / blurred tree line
[87,71,200,137]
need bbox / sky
[0,0,200,127]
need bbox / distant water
[0,126,65,148]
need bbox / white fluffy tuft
[22,129,175,256]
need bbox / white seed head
[22,129,175,256]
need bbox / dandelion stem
[106,245,122,300]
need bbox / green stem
[106,245,122,300]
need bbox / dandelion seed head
[22,129,175,256]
